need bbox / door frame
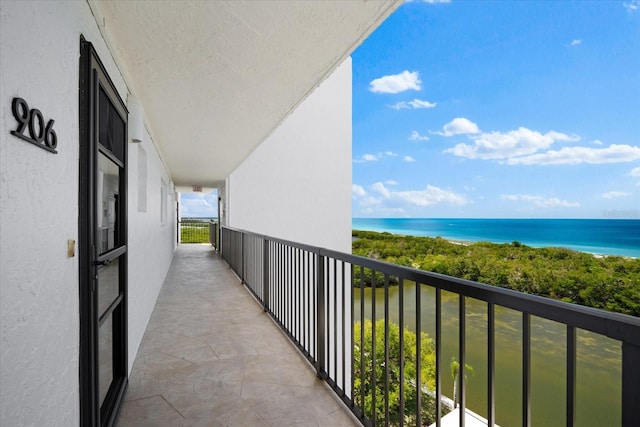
[79,35,129,427]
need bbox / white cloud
[602,191,629,199]
[390,98,437,110]
[501,194,580,208]
[369,70,422,94]
[404,156,416,162]
[180,192,218,217]
[372,182,391,197]
[507,144,640,165]
[570,39,582,46]
[623,1,639,12]
[352,184,367,198]
[439,120,640,166]
[409,99,437,108]
[353,181,468,215]
[352,184,382,207]
[354,153,379,163]
[353,152,401,163]
[372,182,468,207]
[410,130,430,141]
[445,127,579,160]
[434,117,480,136]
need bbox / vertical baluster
[317,252,326,379]
[240,232,245,283]
[342,260,346,396]
[312,252,316,363]
[288,246,292,332]
[263,238,269,311]
[459,294,466,427]
[436,287,441,427]
[416,281,422,427]
[360,265,365,416]
[306,251,310,353]
[297,249,301,344]
[284,245,291,333]
[334,258,338,383]
[279,243,283,325]
[622,341,640,427]
[276,243,282,324]
[384,274,390,425]
[350,261,354,402]
[371,269,377,427]
[399,278,405,427]
[523,313,531,427]
[294,248,298,343]
[488,303,495,427]
[566,324,575,427]
[302,250,307,352]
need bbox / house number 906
[10,97,58,154]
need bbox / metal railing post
[622,342,640,426]
[240,231,245,283]
[316,251,326,379]
[263,238,269,312]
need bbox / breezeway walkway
[118,244,357,427]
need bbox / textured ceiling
[90,0,401,188]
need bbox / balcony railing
[178,217,217,246]
[220,226,640,427]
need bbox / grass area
[180,219,211,244]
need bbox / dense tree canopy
[354,319,449,426]
[353,230,640,317]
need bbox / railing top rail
[221,226,640,344]
[223,226,321,253]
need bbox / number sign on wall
[10,97,58,154]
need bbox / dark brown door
[79,37,128,427]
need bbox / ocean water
[352,218,640,258]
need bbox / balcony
[119,228,640,426]
[220,227,640,427]
[118,244,358,426]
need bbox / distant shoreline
[353,229,637,259]
[352,217,639,258]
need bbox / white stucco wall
[0,1,174,425]
[127,127,176,373]
[224,59,353,397]
[226,57,352,253]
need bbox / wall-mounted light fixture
[127,94,144,143]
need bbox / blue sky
[180,192,218,218]
[352,0,640,218]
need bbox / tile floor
[117,244,358,427]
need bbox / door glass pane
[98,257,120,316]
[98,152,120,254]
[98,313,113,406]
